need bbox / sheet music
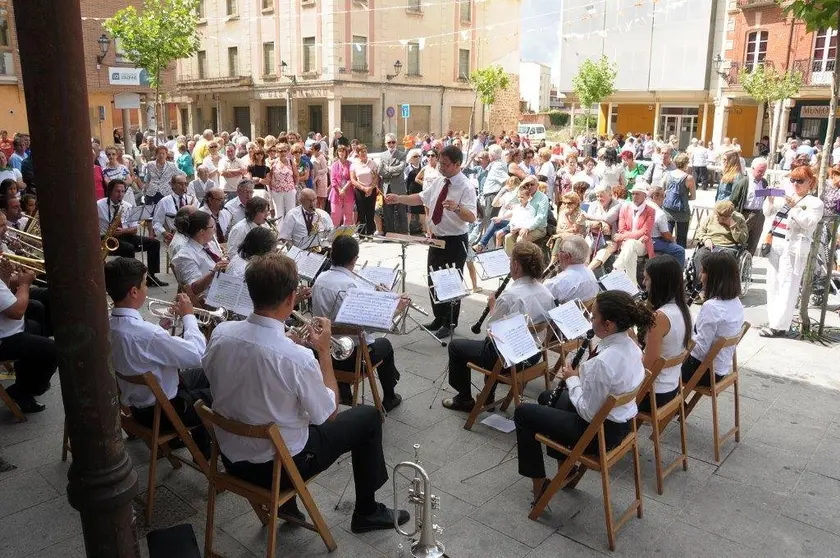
[206,273,253,317]
[488,314,540,367]
[295,250,327,280]
[430,268,467,302]
[335,288,400,331]
[475,249,511,279]
[124,205,149,225]
[355,265,398,291]
[480,414,516,433]
[599,270,639,297]
[754,188,786,198]
[548,301,591,340]
[286,245,304,261]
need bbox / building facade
[721,0,837,151]
[519,61,551,112]
[0,0,28,134]
[173,0,521,147]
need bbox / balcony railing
[791,58,836,86]
[737,0,778,8]
[176,73,253,90]
[725,60,775,86]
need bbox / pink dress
[329,159,354,226]
[312,153,328,197]
[268,160,296,192]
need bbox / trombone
[146,297,228,326]
[3,229,44,258]
[288,310,355,360]
[0,253,48,286]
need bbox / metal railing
[725,60,775,86]
[791,58,835,86]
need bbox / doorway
[233,106,250,136]
[658,107,698,149]
[308,105,323,135]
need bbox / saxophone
[102,205,123,259]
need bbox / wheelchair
[684,244,752,300]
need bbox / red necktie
[215,219,225,243]
[204,247,221,263]
[431,179,450,225]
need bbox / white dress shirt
[227,220,270,256]
[277,206,334,248]
[219,156,245,191]
[544,264,600,304]
[0,281,24,341]
[97,198,137,236]
[566,332,644,423]
[311,267,375,345]
[224,197,248,226]
[202,314,337,462]
[488,277,556,325]
[655,301,688,393]
[7,215,28,231]
[110,307,205,408]
[649,205,670,239]
[152,192,197,235]
[171,238,220,287]
[226,253,248,277]
[418,172,478,237]
[690,297,744,376]
[199,206,233,241]
[168,232,189,260]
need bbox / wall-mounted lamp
[96,34,111,65]
[386,60,403,81]
[281,60,297,84]
[712,53,728,79]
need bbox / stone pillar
[653,102,661,139]
[327,97,341,138]
[249,98,260,139]
[701,102,709,143]
[606,103,614,135]
[286,88,297,133]
[711,96,731,148]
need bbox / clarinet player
[384,145,477,339]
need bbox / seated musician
[202,252,410,530]
[104,257,212,455]
[612,182,655,287]
[690,200,747,290]
[278,188,333,249]
[226,197,271,256]
[170,211,229,296]
[0,259,57,413]
[544,235,599,304]
[98,178,168,287]
[514,290,653,505]
[167,206,197,261]
[222,180,255,226]
[443,241,555,412]
[311,236,403,411]
[5,197,29,231]
[152,172,197,243]
[227,226,276,278]
[199,187,233,245]
[0,211,52,336]
[681,251,744,386]
[639,255,692,412]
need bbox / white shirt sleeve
[152,199,168,235]
[293,355,337,425]
[0,281,17,313]
[143,315,206,369]
[174,251,206,287]
[566,357,611,423]
[690,303,718,363]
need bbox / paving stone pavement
[2,229,840,557]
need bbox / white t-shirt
[0,281,24,340]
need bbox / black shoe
[351,503,410,533]
[0,457,16,473]
[382,394,402,412]
[759,327,787,338]
[147,275,169,288]
[433,326,452,339]
[423,320,442,331]
[5,384,46,413]
[279,498,306,523]
[442,397,475,412]
[339,393,353,406]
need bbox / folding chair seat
[194,401,337,558]
[331,326,385,416]
[528,371,650,551]
[464,322,551,431]
[0,361,25,422]
[681,322,750,462]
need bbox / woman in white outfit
[760,165,824,337]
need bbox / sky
[521,0,562,85]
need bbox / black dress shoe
[350,503,410,533]
[441,397,475,412]
[147,275,169,288]
[5,384,46,413]
[279,498,306,523]
[422,320,442,331]
[382,393,402,412]
[434,326,452,339]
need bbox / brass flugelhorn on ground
[289,310,355,360]
[393,444,445,558]
[147,297,228,326]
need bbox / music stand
[127,204,153,269]
[474,248,511,281]
[427,263,470,408]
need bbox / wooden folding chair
[681,322,750,462]
[114,371,210,524]
[331,326,385,416]
[529,371,650,551]
[634,343,694,495]
[194,401,337,558]
[464,323,551,431]
[0,361,25,422]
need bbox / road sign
[386,106,396,118]
[401,104,410,119]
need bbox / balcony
[736,0,778,9]
[725,60,775,86]
[175,73,254,92]
[791,58,836,86]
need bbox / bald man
[278,189,334,248]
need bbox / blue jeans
[653,238,686,267]
[479,219,509,246]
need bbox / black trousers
[26,286,52,337]
[742,210,765,256]
[355,189,376,235]
[692,166,708,189]
[130,368,213,456]
[637,387,679,414]
[334,338,399,399]
[382,202,408,235]
[681,355,725,387]
[222,405,387,515]
[668,220,690,249]
[448,337,543,402]
[0,327,57,398]
[427,233,469,327]
[111,234,162,275]
[514,390,630,479]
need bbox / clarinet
[470,273,511,334]
[546,329,595,407]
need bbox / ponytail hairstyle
[511,241,544,279]
[644,255,692,348]
[595,290,656,333]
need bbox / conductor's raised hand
[384,193,399,204]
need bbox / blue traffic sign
[401,104,410,119]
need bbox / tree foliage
[739,65,802,106]
[468,65,511,106]
[572,56,617,111]
[782,0,840,30]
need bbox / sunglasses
[790,178,806,184]
[387,141,396,145]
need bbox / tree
[104,0,201,136]
[782,0,840,336]
[571,55,617,133]
[739,64,802,159]
[466,65,510,158]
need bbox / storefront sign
[800,105,840,119]
[113,93,141,110]
[108,67,150,86]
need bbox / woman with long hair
[639,255,693,412]
[597,146,626,191]
[246,147,270,197]
[329,145,355,226]
[227,226,277,278]
[714,151,742,202]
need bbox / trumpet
[3,230,43,258]
[0,252,46,275]
[393,444,445,558]
[288,310,355,360]
[146,297,228,326]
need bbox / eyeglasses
[428,154,438,158]
[386,141,396,145]
[204,225,216,230]
[790,178,806,184]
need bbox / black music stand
[427,263,470,408]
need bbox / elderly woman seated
[690,200,748,289]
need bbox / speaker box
[146,523,201,558]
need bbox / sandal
[759,327,786,338]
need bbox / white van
[517,123,546,142]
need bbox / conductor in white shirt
[226,196,272,256]
[278,188,334,249]
[202,252,410,531]
[105,257,213,455]
[544,235,600,304]
[152,172,197,243]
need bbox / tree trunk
[465,92,477,168]
[767,102,777,163]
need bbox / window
[352,36,368,71]
[460,0,471,22]
[197,0,205,19]
[197,50,207,79]
[813,28,838,73]
[226,0,237,16]
[228,47,239,76]
[407,41,420,76]
[263,42,275,75]
[458,48,470,79]
[303,37,316,73]
[407,0,422,12]
[744,30,767,72]
[261,0,273,9]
